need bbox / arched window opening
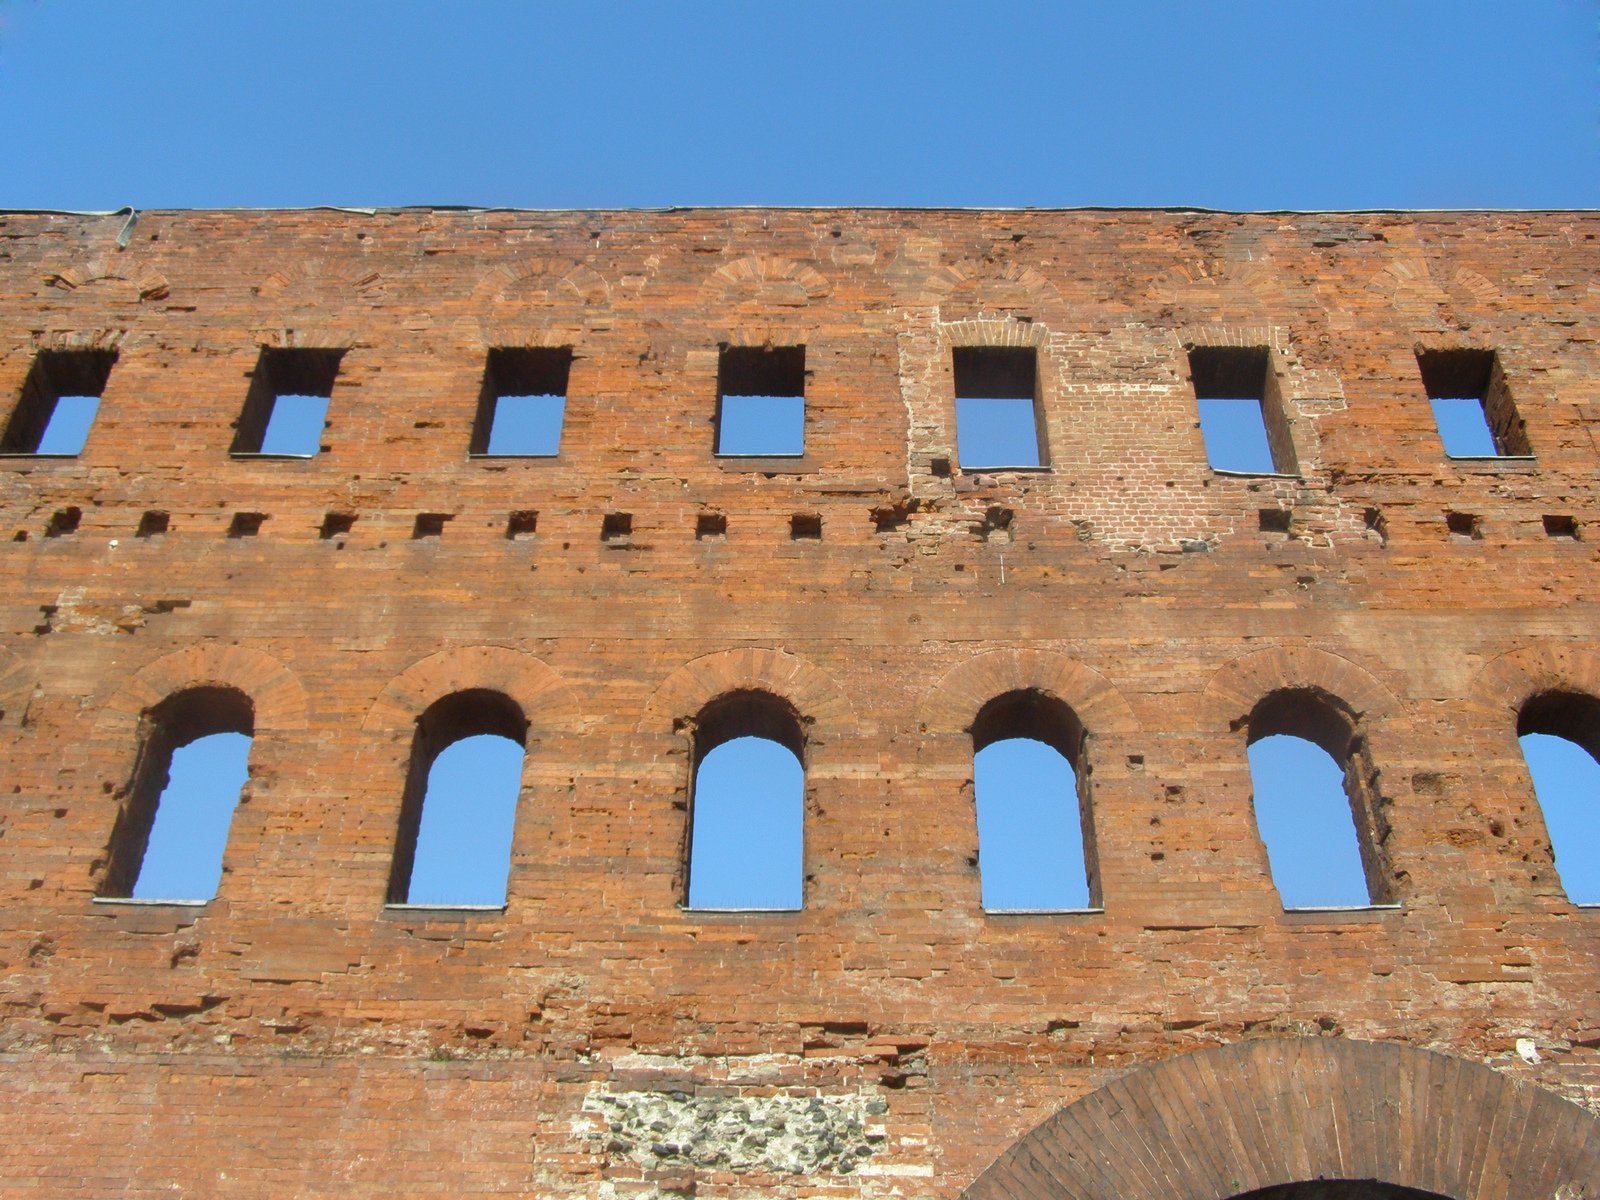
[102,686,254,902]
[1245,689,1390,909]
[970,689,1097,911]
[1517,690,1600,904]
[685,689,804,911]
[387,689,527,907]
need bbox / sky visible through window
[955,399,1041,469]
[1198,399,1276,473]
[259,394,328,456]
[688,737,803,910]
[36,396,101,456]
[1430,398,1499,457]
[133,733,250,901]
[717,395,804,456]
[974,738,1089,910]
[487,393,565,455]
[405,734,524,906]
[1247,734,1372,909]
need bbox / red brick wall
[0,207,1596,1197]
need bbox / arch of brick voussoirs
[362,646,581,737]
[1466,642,1600,723]
[960,1037,1600,1200]
[916,649,1138,748]
[1201,645,1399,733]
[918,259,1064,309]
[96,643,309,736]
[702,255,832,303]
[935,315,1051,351]
[638,648,855,740]
[470,260,612,307]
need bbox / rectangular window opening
[716,345,805,457]
[1543,514,1580,540]
[506,510,539,540]
[1189,345,1295,475]
[44,507,82,538]
[231,347,342,457]
[1446,510,1482,541]
[227,512,266,539]
[953,346,1044,469]
[601,512,632,542]
[471,347,572,457]
[412,513,452,540]
[1418,348,1530,458]
[320,511,356,541]
[3,348,117,456]
[790,513,822,541]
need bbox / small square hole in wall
[506,510,538,540]
[716,346,806,457]
[1446,510,1482,541]
[472,347,572,456]
[320,511,356,540]
[228,512,266,539]
[2,348,117,455]
[413,513,452,540]
[137,510,170,539]
[695,512,727,540]
[953,346,1043,469]
[601,512,632,542]
[232,347,342,456]
[1258,508,1292,534]
[976,505,1014,543]
[44,507,81,538]
[1363,507,1388,546]
[1542,514,1580,540]
[790,513,822,540]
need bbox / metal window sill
[382,903,507,914]
[679,905,803,915]
[1210,468,1302,480]
[229,451,319,461]
[92,896,209,907]
[984,906,1105,916]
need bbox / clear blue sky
[27,2,1594,907]
[0,1,1594,211]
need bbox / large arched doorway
[960,1038,1600,1200]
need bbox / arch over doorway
[959,1038,1599,1200]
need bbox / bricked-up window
[1245,688,1392,909]
[470,347,572,456]
[231,347,342,457]
[953,346,1046,469]
[2,348,116,455]
[685,689,804,910]
[387,689,528,907]
[1516,692,1600,904]
[715,345,805,456]
[100,687,253,902]
[1189,346,1297,475]
[971,690,1098,911]
[1418,348,1530,458]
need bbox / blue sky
[0,1,1594,211]
[13,2,1595,906]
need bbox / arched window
[102,686,254,902]
[387,689,527,907]
[971,689,1097,911]
[685,689,804,911]
[1517,691,1600,905]
[1245,688,1391,909]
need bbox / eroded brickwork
[0,207,1596,1197]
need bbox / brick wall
[0,207,1596,1197]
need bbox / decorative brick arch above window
[702,256,832,306]
[639,647,854,744]
[917,649,1138,748]
[960,1037,1600,1200]
[1201,645,1398,735]
[362,646,581,740]
[1467,642,1600,724]
[97,643,310,739]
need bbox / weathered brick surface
[0,207,1596,1197]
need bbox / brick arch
[254,258,388,301]
[43,256,169,304]
[919,258,1063,308]
[362,646,581,736]
[937,316,1050,351]
[1465,642,1600,722]
[702,256,832,305]
[1201,646,1398,732]
[638,648,855,741]
[961,1037,1600,1200]
[916,649,1138,746]
[471,260,611,306]
[96,644,310,735]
